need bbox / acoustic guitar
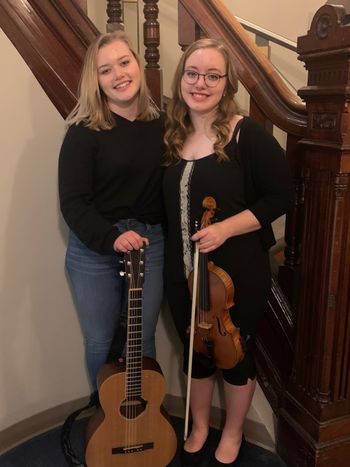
[85,248,177,467]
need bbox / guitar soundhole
[120,396,148,419]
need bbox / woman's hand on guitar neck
[113,230,149,253]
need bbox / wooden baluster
[143,0,162,108]
[249,31,302,306]
[178,2,201,51]
[106,0,124,32]
[248,37,273,131]
[278,133,304,307]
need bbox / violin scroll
[200,196,216,229]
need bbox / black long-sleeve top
[237,117,293,249]
[58,113,165,255]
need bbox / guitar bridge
[112,442,154,455]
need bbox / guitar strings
[125,251,143,458]
[128,254,135,451]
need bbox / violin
[187,196,245,369]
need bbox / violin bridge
[198,322,213,330]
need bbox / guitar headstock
[124,249,145,289]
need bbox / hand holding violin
[191,222,229,253]
[192,209,262,253]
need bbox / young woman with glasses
[163,38,292,466]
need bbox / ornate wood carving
[143,0,160,69]
[106,0,124,32]
[143,0,162,108]
[277,3,350,465]
[0,0,98,118]
[312,112,337,130]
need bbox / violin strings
[198,252,208,326]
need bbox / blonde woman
[163,38,292,466]
[59,32,165,392]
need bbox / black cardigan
[236,117,293,250]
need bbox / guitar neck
[126,287,143,399]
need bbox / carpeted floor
[0,415,286,466]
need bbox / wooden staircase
[0,1,349,465]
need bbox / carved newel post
[277,3,350,466]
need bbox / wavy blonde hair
[164,38,239,164]
[66,31,159,129]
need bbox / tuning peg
[119,271,125,277]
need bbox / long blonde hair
[164,38,239,164]
[66,31,159,129]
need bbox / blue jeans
[65,220,164,391]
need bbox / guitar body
[85,356,177,467]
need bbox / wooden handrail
[0,0,99,118]
[179,0,307,136]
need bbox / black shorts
[182,339,257,386]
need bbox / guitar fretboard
[126,288,143,399]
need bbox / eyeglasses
[182,70,228,87]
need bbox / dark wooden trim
[256,277,295,412]
[178,2,201,50]
[0,0,99,118]
[73,0,87,14]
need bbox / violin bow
[184,240,200,441]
